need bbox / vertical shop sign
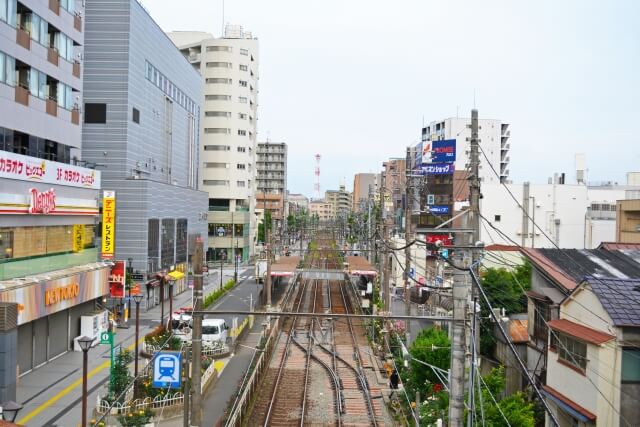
[102,190,116,259]
[73,224,85,252]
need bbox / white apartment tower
[421,117,511,184]
[169,26,259,263]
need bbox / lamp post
[234,238,238,284]
[133,294,144,385]
[78,335,95,427]
[0,400,22,423]
[168,277,176,332]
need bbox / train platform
[270,255,301,277]
[345,256,378,276]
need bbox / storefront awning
[167,271,185,281]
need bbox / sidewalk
[15,267,251,427]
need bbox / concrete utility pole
[265,200,272,308]
[449,249,470,426]
[191,238,204,426]
[469,109,481,248]
[404,147,412,332]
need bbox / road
[15,266,255,427]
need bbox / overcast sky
[143,0,639,197]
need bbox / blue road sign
[152,351,182,389]
[409,267,415,278]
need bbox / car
[202,318,229,344]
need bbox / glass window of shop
[176,219,187,263]
[0,225,95,260]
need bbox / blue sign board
[153,351,182,389]
[421,163,455,175]
[440,249,449,259]
[432,139,456,163]
[409,267,415,278]
[429,205,450,215]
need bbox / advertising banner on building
[109,260,126,298]
[432,139,456,163]
[73,224,85,252]
[101,191,116,259]
[0,191,98,216]
[0,268,110,325]
[420,163,455,175]
[0,151,100,189]
[414,142,423,166]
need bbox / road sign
[409,267,415,278]
[152,351,182,388]
[100,331,113,345]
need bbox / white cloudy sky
[143,0,639,196]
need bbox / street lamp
[167,277,176,332]
[133,294,144,382]
[0,400,22,423]
[78,335,95,427]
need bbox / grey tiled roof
[584,277,640,327]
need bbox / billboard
[432,139,456,163]
[428,205,450,215]
[101,191,116,258]
[414,142,423,167]
[420,163,455,175]
[109,260,126,298]
[0,151,100,189]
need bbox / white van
[202,319,229,344]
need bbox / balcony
[46,98,58,116]
[15,85,29,106]
[73,61,81,78]
[16,27,31,50]
[47,47,60,66]
[501,143,510,151]
[49,0,60,15]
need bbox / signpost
[152,351,182,389]
[99,331,115,392]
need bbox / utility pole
[404,147,412,334]
[469,108,481,249]
[265,208,272,308]
[449,249,470,426]
[191,237,204,426]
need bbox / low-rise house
[543,276,640,426]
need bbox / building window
[237,146,246,153]
[206,62,232,68]
[533,301,550,341]
[176,218,187,263]
[556,333,587,371]
[161,218,175,268]
[206,46,232,52]
[132,108,140,124]
[237,164,245,170]
[204,128,231,134]
[622,348,640,383]
[204,145,231,151]
[240,48,248,56]
[237,181,245,187]
[205,111,231,118]
[238,97,247,104]
[205,95,231,101]
[0,228,14,259]
[204,162,228,168]
[238,113,247,120]
[84,103,107,124]
[239,64,248,71]
[494,215,501,222]
[239,80,248,87]
[203,180,230,186]
[206,78,231,84]
[238,130,247,136]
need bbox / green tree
[407,327,451,394]
[287,213,296,231]
[110,350,133,399]
[479,261,531,355]
[257,210,272,243]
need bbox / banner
[431,139,456,163]
[73,224,85,252]
[101,191,116,258]
[109,260,126,298]
[0,151,100,189]
[421,163,455,175]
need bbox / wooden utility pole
[191,238,204,426]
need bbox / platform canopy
[345,256,378,276]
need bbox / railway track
[247,242,383,426]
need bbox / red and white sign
[109,260,127,298]
[0,151,101,189]
[28,188,56,214]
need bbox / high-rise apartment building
[325,184,352,217]
[82,0,208,306]
[0,0,110,387]
[169,26,259,263]
[256,141,287,226]
[352,173,378,212]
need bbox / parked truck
[255,259,267,284]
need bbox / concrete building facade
[256,141,286,227]
[325,184,352,217]
[309,199,334,221]
[616,199,640,243]
[82,0,208,305]
[352,173,378,212]
[169,26,259,263]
